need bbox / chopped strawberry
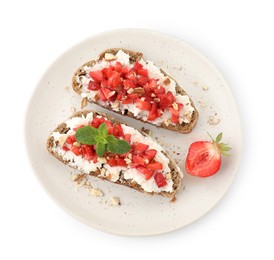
[154,86,165,94]
[136,100,151,111]
[88,81,100,90]
[134,143,149,154]
[117,158,127,167]
[81,144,94,160]
[99,88,108,101]
[148,103,159,121]
[158,91,174,109]
[91,117,105,128]
[137,76,149,86]
[73,125,84,131]
[108,71,121,89]
[121,66,129,76]
[100,87,116,100]
[62,145,69,152]
[108,157,118,167]
[123,79,136,90]
[147,161,163,170]
[137,68,148,77]
[113,124,124,138]
[89,71,103,82]
[125,71,137,84]
[66,135,76,145]
[124,134,131,143]
[133,62,143,70]
[102,67,114,79]
[93,153,98,163]
[121,97,134,104]
[115,62,122,72]
[132,155,146,166]
[144,149,157,161]
[136,166,154,180]
[154,172,167,188]
[70,145,81,156]
[127,93,140,100]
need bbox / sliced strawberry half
[185,133,231,177]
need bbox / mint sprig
[75,123,131,157]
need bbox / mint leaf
[107,135,131,154]
[96,142,107,157]
[75,126,98,145]
[98,122,108,138]
[75,123,131,157]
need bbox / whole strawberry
[185,133,231,177]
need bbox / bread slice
[47,110,183,198]
[72,48,198,133]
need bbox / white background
[0,0,273,259]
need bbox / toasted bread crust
[47,110,182,198]
[72,48,198,133]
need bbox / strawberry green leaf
[216,132,223,143]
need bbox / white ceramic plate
[25,29,242,236]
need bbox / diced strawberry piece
[66,135,76,145]
[100,87,116,100]
[137,76,149,86]
[117,158,127,167]
[144,149,157,161]
[121,98,134,104]
[132,155,146,166]
[62,145,69,152]
[136,100,151,111]
[138,68,148,77]
[127,93,140,100]
[130,162,139,168]
[149,78,158,89]
[101,79,108,88]
[88,81,100,90]
[92,153,98,163]
[115,62,122,72]
[73,125,84,131]
[113,124,124,138]
[143,82,151,93]
[89,71,103,82]
[136,166,154,180]
[102,67,114,79]
[148,103,159,121]
[154,86,165,94]
[121,66,129,76]
[134,143,149,154]
[91,117,105,128]
[108,157,118,167]
[133,62,143,70]
[125,71,137,84]
[123,79,136,90]
[154,172,167,188]
[81,144,94,160]
[147,161,163,170]
[171,114,179,124]
[70,145,81,156]
[99,89,108,101]
[108,72,121,89]
[124,134,131,143]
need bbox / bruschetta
[47,110,183,198]
[72,48,198,133]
